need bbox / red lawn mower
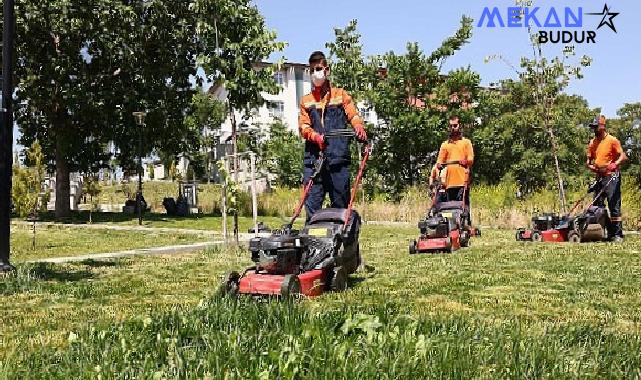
[409,161,478,254]
[219,129,371,298]
[516,173,618,243]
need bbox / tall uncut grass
[96,180,641,230]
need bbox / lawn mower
[409,161,476,254]
[219,129,371,298]
[515,174,618,243]
[515,213,561,242]
[539,173,618,243]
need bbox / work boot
[612,236,624,243]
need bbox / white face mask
[312,69,326,87]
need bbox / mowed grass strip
[9,224,211,262]
[1,226,640,378]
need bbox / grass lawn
[8,224,211,262]
[1,226,641,378]
[32,211,291,233]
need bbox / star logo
[587,4,620,33]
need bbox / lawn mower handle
[323,128,368,144]
[287,130,369,229]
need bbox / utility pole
[0,0,16,272]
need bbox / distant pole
[250,152,258,238]
[222,159,228,244]
[0,0,16,272]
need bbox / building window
[273,71,285,86]
[268,101,284,119]
[360,107,371,122]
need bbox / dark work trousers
[593,172,623,238]
[303,163,350,223]
[446,186,472,225]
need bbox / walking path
[28,241,229,264]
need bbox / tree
[11,141,48,218]
[326,17,478,196]
[261,122,303,188]
[12,0,281,221]
[82,174,102,224]
[481,3,593,210]
[326,19,370,103]
[12,1,198,218]
[609,103,641,184]
[182,89,227,182]
[196,0,285,239]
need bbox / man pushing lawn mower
[586,115,627,242]
[517,115,628,244]
[409,115,478,254]
[298,51,368,222]
[218,51,370,298]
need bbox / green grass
[1,226,641,378]
[33,211,298,233]
[9,224,210,262]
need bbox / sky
[12,0,641,149]
[254,0,640,116]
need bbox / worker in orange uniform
[436,114,474,204]
[586,115,628,242]
[298,51,367,222]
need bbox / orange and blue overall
[298,86,363,221]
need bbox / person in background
[586,115,628,242]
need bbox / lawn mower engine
[516,213,561,242]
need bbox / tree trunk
[55,133,71,220]
[547,127,567,214]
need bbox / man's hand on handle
[353,124,368,143]
[310,131,326,150]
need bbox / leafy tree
[11,0,283,221]
[11,141,48,218]
[261,122,303,188]
[195,0,285,238]
[609,103,641,184]
[82,174,102,224]
[327,17,478,196]
[326,19,370,102]
[481,3,593,210]
[196,0,286,173]
[182,89,227,182]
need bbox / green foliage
[196,0,286,114]
[146,163,155,181]
[326,19,370,102]
[182,89,227,180]
[261,122,303,188]
[608,103,641,184]
[216,160,240,215]
[82,175,102,223]
[11,141,48,218]
[362,17,478,195]
[10,0,283,217]
[480,6,593,209]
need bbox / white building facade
[211,62,379,136]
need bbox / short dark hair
[309,51,327,66]
[449,114,460,121]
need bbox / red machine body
[238,269,326,297]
